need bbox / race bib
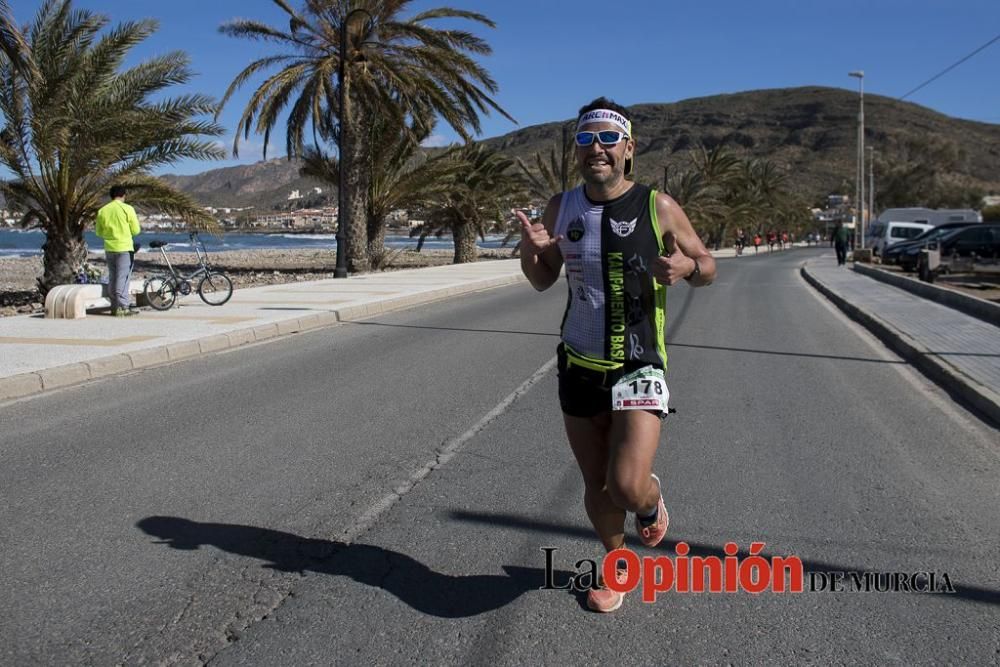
[611,366,669,412]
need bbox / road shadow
[447,510,1000,607]
[137,516,581,618]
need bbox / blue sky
[11,0,1000,174]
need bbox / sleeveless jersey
[554,184,667,369]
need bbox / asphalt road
[2,248,998,665]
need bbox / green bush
[982,205,1000,222]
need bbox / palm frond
[0,1,224,288]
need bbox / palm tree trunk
[340,83,369,274]
[452,223,477,264]
[366,214,387,268]
[341,147,369,273]
[40,227,88,294]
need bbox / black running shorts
[556,343,667,419]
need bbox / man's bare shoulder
[654,191,682,232]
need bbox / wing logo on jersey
[610,217,637,238]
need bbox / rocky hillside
[158,86,1000,209]
[158,158,327,212]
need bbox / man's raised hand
[517,210,562,255]
[652,253,696,286]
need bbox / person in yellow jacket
[95,185,141,316]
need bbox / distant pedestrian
[95,185,141,316]
[753,233,761,254]
[831,222,850,266]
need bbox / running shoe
[635,473,669,548]
[587,568,629,613]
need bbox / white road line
[339,355,558,544]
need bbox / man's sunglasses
[575,130,629,146]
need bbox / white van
[868,221,934,256]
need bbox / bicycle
[142,232,233,310]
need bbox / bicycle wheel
[198,271,233,306]
[144,275,177,310]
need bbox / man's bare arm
[518,194,564,291]
[651,193,716,286]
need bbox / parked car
[933,223,1000,263]
[916,223,1000,280]
[883,222,978,270]
[868,221,934,257]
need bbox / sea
[0,229,513,257]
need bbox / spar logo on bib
[610,217,636,238]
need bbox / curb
[0,273,527,403]
[852,263,1000,327]
[801,263,1000,427]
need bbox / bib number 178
[611,366,669,413]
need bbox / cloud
[420,134,452,148]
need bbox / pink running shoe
[635,473,669,548]
[587,568,629,613]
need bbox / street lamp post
[849,70,865,249]
[334,9,375,278]
[867,146,875,231]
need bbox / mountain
[158,158,328,212]
[158,87,1000,210]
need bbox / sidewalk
[0,260,527,401]
[802,254,1000,426]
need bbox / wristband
[685,258,701,281]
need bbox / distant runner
[518,97,716,613]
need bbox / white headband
[576,109,631,135]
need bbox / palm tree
[723,157,786,242]
[420,144,528,263]
[300,114,461,268]
[516,120,580,202]
[218,0,514,273]
[0,1,224,292]
[665,169,716,230]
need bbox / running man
[518,98,716,613]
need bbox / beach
[0,246,516,317]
